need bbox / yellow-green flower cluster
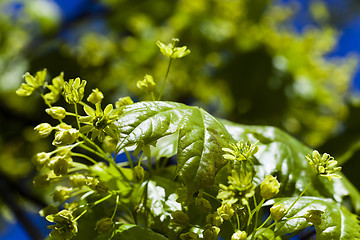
[306,150,341,181]
[79,102,119,142]
[217,169,255,206]
[137,74,156,92]
[63,77,87,104]
[222,140,259,162]
[16,69,47,96]
[156,38,191,59]
[46,210,78,240]
[44,72,64,105]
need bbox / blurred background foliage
[0,0,360,238]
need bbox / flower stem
[158,58,173,101]
[111,194,120,220]
[284,182,312,216]
[74,103,81,129]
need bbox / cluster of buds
[137,74,156,93]
[43,72,64,105]
[46,210,78,240]
[222,140,259,162]
[70,173,110,194]
[231,230,247,240]
[306,150,341,181]
[217,168,255,207]
[32,146,73,176]
[156,38,191,59]
[63,77,87,104]
[16,69,47,96]
[79,101,120,142]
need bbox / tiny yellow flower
[156,38,191,59]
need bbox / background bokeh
[0,0,360,239]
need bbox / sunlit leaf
[115,101,235,193]
[267,197,360,239]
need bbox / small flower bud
[195,197,212,213]
[87,88,104,104]
[39,205,58,217]
[217,203,234,221]
[180,232,199,240]
[206,212,223,226]
[304,210,323,225]
[260,175,280,200]
[34,123,53,137]
[32,152,51,169]
[203,225,220,240]
[270,204,287,220]
[52,186,71,203]
[171,210,189,228]
[115,96,133,109]
[53,157,69,176]
[133,165,145,182]
[53,128,79,146]
[33,174,51,187]
[102,136,117,153]
[64,202,79,211]
[94,217,114,233]
[86,177,109,193]
[231,230,247,240]
[46,107,67,120]
[137,74,156,92]
[70,174,87,188]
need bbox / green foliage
[15,70,360,239]
[8,30,360,240]
[269,197,360,239]
[115,101,235,193]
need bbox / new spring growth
[231,230,247,240]
[16,69,47,96]
[306,150,341,181]
[44,72,64,105]
[52,186,72,203]
[222,140,259,162]
[34,123,53,138]
[133,165,145,182]
[46,210,78,240]
[270,203,287,220]
[260,175,280,200]
[79,102,119,142]
[33,152,51,169]
[46,106,67,120]
[87,88,104,104]
[156,38,191,59]
[95,218,114,233]
[53,124,79,146]
[63,77,87,104]
[137,74,156,92]
[206,212,223,227]
[203,225,220,240]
